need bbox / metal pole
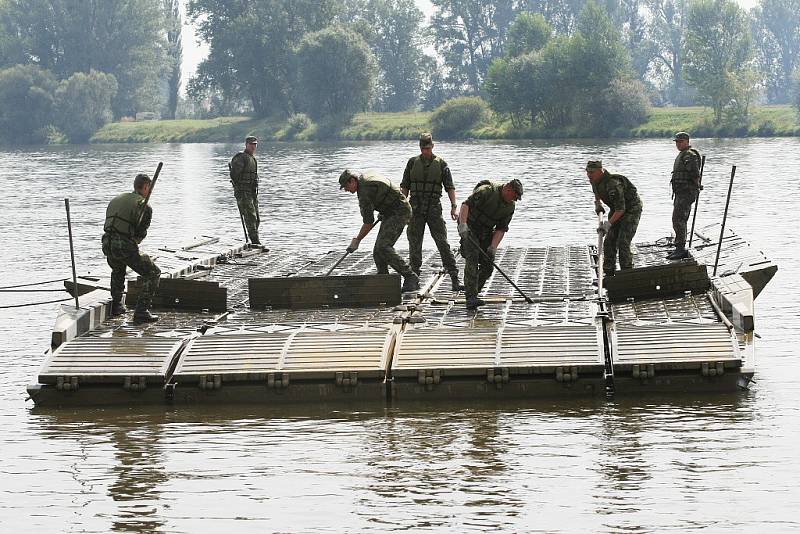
[713,165,736,276]
[64,198,80,309]
[688,154,706,248]
[596,213,605,297]
[465,233,534,303]
[239,211,249,243]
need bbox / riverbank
[89,105,799,143]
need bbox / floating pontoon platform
[27,224,776,406]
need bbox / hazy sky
[179,0,759,94]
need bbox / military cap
[419,132,433,147]
[339,169,356,189]
[672,131,690,141]
[508,178,523,199]
[245,135,258,144]
[586,160,603,171]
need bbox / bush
[285,113,313,139]
[0,64,57,144]
[429,96,489,136]
[588,77,652,131]
[55,70,118,143]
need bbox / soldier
[668,131,702,260]
[339,169,420,293]
[457,179,523,310]
[587,160,643,278]
[102,173,161,323]
[401,133,462,291]
[229,135,261,245]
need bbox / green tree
[188,0,339,117]
[506,12,552,57]
[752,0,800,103]
[430,0,517,95]
[163,0,182,119]
[642,0,692,105]
[683,0,756,124]
[0,0,168,118]
[0,64,56,143]
[55,70,117,143]
[294,26,377,123]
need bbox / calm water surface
[1,139,799,532]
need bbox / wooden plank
[126,277,227,312]
[249,274,401,309]
[605,261,710,302]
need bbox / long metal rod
[465,233,533,303]
[713,165,736,276]
[688,154,706,248]
[239,211,249,243]
[64,198,80,309]
[596,212,605,297]
[325,218,382,277]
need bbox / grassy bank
[90,105,800,144]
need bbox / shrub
[587,77,651,132]
[429,96,489,136]
[55,70,118,143]
[285,113,312,138]
[0,64,57,144]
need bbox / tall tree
[187,0,339,117]
[517,0,586,34]
[294,26,377,123]
[430,0,517,95]
[163,0,182,119]
[752,0,800,103]
[684,0,756,123]
[0,64,57,143]
[55,69,117,142]
[0,0,168,118]
[642,0,691,104]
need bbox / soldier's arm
[441,160,458,220]
[134,205,152,243]
[490,230,506,251]
[358,191,375,225]
[400,158,413,197]
[607,181,626,225]
[229,154,244,182]
[685,151,702,186]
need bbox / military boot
[667,247,689,260]
[401,272,420,293]
[466,296,485,310]
[133,308,159,324]
[110,296,126,316]
[449,272,464,292]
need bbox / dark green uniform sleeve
[465,185,490,209]
[440,158,454,191]
[496,210,513,232]
[607,177,626,212]
[682,150,701,180]
[134,204,152,243]
[358,188,376,225]
[400,158,414,190]
[229,153,245,181]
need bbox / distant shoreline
[82,105,798,144]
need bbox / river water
[1,138,798,532]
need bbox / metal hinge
[335,372,358,387]
[487,368,510,388]
[701,362,725,377]
[123,376,147,391]
[555,366,579,383]
[418,369,442,390]
[267,373,290,389]
[632,364,655,380]
[199,374,222,390]
[56,376,79,391]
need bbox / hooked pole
[64,198,80,309]
[465,233,534,303]
[713,165,736,276]
[688,154,706,248]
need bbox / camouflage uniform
[592,170,643,275]
[671,146,702,248]
[401,153,458,276]
[229,150,260,244]
[357,172,415,276]
[102,191,161,312]
[461,181,516,299]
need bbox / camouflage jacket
[592,170,642,215]
[464,180,515,235]
[103,191,152,244]
[672,147,701,192]
[401,154,454,210]
[229,151,258,186]
[357,171,411,224]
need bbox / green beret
[419,132,433,147]
[586,160,603,171]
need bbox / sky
[179,0,759,94]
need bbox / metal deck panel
[614,323,740,366]
[38,337,183,385]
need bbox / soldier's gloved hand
[487,245,497,257]
[457,222,469,238]
[595,202,605,214]
[346,238,360,253]
[597,221,612,235]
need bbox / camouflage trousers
[672,189,697,248]
[102,233,161,310]
[374,207,413,277]
[460,231,494,299]
[603,210,641,275]
[234,183,260,244]
[407,201,458,276]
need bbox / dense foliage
[429,96,489,135]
